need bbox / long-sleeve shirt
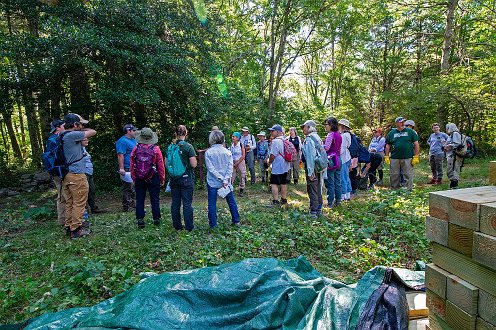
[302,132,323,177]
[324,131,342,155]
[368,136,386,153]
[205,144,234,188]
[340,131,352,163]
[83,147,93,175]
[129,144,166,184]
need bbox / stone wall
[0,172,54,197]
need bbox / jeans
[63,173,89,231]
[430,154,445,180]
[135,173,161,221]
[325,165,342,205]
[170,175,194,231]
[340,159,352,194]
[245,151,256,183]
[207,184,240,228]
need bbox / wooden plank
[408,318,429,330]
[445,300,476,330]
[473,232,496,271]
[426,216,449,246]
[478,290,496,326]
[431,243,496,297]
[426,264,450,298]
[429,313,453,330]
[407,291,429,318]
[449,188,496,230]
[448,223,473,257]
[446,274,478,314]
[427,289,447,319]
[477,317,496,330]
[480,202,496,237]
[490,161,496,185]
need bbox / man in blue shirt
[427,123,449,184]
[116,124,137,212]
[46,119,66,225]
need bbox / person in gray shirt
[427,123,448,184]
[62,113,96,239]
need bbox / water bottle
[84,209,89,221]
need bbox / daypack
[42,132,82,179]
[133,144,157,181]
[307,135,328,173]
[281,138,297,162]
[455,134,477,159]
[257,141,269,160]
[166,141,187,179]
[356,136,371,163]
[348,133,361,158]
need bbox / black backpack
[455,134,477,159]
[41,132,83,179]
[348,133,360,158]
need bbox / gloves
[384,156,390,165]
[411,155,420,166]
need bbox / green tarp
[10,256,423,329]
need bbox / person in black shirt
[287,127,302,184]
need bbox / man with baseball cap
[256,131,269,183]
[267,124,290,207]
[368,127,386,185]
[62,113,96,238]
[116,124,138,212]
[240,126,257,184]
[46,119,66,226]
[384,116,420,191]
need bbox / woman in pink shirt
[323,117,342,207]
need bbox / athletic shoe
[137,219,145,229]
[70,227,91,239]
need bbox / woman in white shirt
[338,119,352,200]
[230,132,246,196]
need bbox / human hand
[118,168,126,175]
[160,181,165,186]
[309,174,316,181]
[411,155,420,166]
[384,156,390,165]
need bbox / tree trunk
[69,65,92,118]
[134,103,146,128]
[2,112,22,159]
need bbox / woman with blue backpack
[323,117,342,208]
[130,127,165,229]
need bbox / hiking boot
[450,180,459,189]
[294,179,298,184]
[70,226,91,239]
[376,180,383,186]
[91,207,107,214]
[82,220,90,228]
[137,219,145,229]
[65,227,71,236]
[239,189,244,197]
[281,198,288,205]
[434,179,442,185]
[153,219,160,226]
[267,200,281,208]
[427,178,437,184]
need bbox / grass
[0,156,492,324]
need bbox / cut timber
[429,313,453,330]
[480,202,496,237]
[473,232,496,271]
[445,300,476,330]
[477,317,496,330]
[431,243,496,297]
[446,274,478,314]
[426,216,449,246]
[478,290,496,325]
[429,186,496,221]
[406,291,428,318]
[448,223,473,257]
[408,318,429,330]
[490,161,496,185]
[426,264,450,298]
[427,289,446,319]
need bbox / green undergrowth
[0,157,492,324]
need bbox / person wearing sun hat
[129,127,165,229]
[46,119,66,226]
[384,116,420,191]
[338,118,353,201]
[256,131,269,183]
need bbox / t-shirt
[240,134,256,153]
[230,143,243,161]
[116,136,137,170]
[83,147,93,175]
[386,127,419,159]
[62,131,86,174]
[288,136,301,152]
[427,132,449,155]
[270,137,290,175]
[177,140,197,178]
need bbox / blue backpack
[348,133,360,158]
[166,141,187,179]
[42,132,81,179]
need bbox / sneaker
[239,189,244,197]
[267,200,281,208]
[82,220,90,228]
[281,198,288,205]
[153,219,160,226]
[309,212,318,219]
[137,219,145,229]
[376,180,383,186]
[294,179,298,184]
[70,226,91,239]
[65,227,71,236]
[232,222,241,227]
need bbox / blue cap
[232,132,241,139]
[268,124,283,132]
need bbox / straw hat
[136,127,158,145]
[338,119,351,129]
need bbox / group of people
[46,112,466,238]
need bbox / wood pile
[425,186,496,330]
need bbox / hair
[175,125,188,137]
[326,117,339,132]
[307,126,317,133]
[289,127,297,135]
[209,130,225,145]
[432,122,440,128]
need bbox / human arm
[155,147,166,185]
[324,133,334,152]
[117,154,125,175]
[82,128,96,139]
[129,146,137,182]
[306,138,317,179]
[413,141,420,156]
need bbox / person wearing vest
[301,120,324,218]
[230,132,246,196]
[167,125,197,231]
[116,124,138,212]
[46,119,66,225]
[129,127,165,229]
[288,127,302,184]
[256,132,269,183]
[240,127,256,184]
[62,113,96,239]
[368,128,385,185]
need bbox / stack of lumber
[490,161,496,185]
[425,186,496,330]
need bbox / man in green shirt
[384,117,420,191]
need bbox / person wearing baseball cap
[240,127,257,184]
[116,124,138,212]
[256,131,269,183]
[267,124,290,207]
[384,116,420,191]
[301,120,324,217]
[46,119,66,226]
[368,127,386,185]
[61,113,97,238]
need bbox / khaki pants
[390,158,413,191]
[232,161,246,189]
[53,176,66,225]
[288,153,300,182]
[63,173,89,231]
[446,154,462,181]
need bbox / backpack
[133,144,157,181]
[257,141,269,159]
[307,135,328,173]
[166,141,187,179]
[356,136,371,163]
[42,132,82,179]
[455,134,477,159]
[348,133,360,158]
[281,138,297,162]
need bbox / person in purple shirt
[368,128,386,185]
[323,117,342,207]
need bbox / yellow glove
[411,155,420,166]
[384,156,390,165]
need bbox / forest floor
[0,157,492,324]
